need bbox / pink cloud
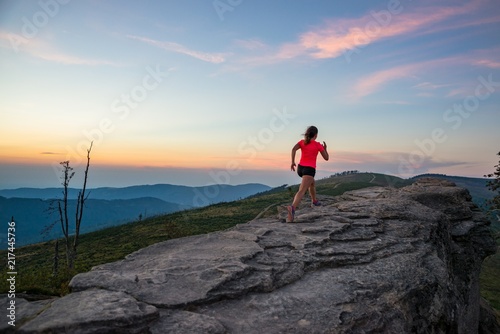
[413,82,453,90]
[351,47,500,99]
[128,35,228,64]
[36,51,120,66]
[0,30,36,52]
[233,38,267,51]
[272,2,478,62]
[234,0,491,68]
[0,30,120,66]
[351,64,420,98]
[445,88,470,98]
[229,1,498,72]
[472,59,500,69]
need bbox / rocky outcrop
[7,178,499,333]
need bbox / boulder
[13,178,499,333]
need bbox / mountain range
[0,183,271,248]
[0,174,495,249]
[1,172,497,320]
[0,183,270,207]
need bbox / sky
[0,0,499,189]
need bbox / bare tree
[57,160,74,268]
[71,142,92,267]
[56,142,93,269]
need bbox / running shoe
[311,200,321,207]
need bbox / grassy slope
[481,238,500,312]
[1,172,497,314]
[1,180,295,296]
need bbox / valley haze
[0,172,496,250]
[0,183,271,248]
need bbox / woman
[287,126,329,223]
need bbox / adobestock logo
[110,65,169,121]
[342,0,411,64]
[396,73,499,176]
[187,107,296,209]
[9,0,71,52]
[237,107,296,160]
[52,64,170,178]
[213,0,243,21]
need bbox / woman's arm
[291,143,300,171]
[320,141,329,161]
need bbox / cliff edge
[8,178,500,333]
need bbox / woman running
[287,126,329,223]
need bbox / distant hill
[0,183,271,207]
[0,196,186,248]
[0,183,271,248]
[314,172,412,195]
[309,172,494,212]
[1,175,495,249]
[1,172,497,313]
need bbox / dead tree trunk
[69,142,92,269]
[55,142,93,270]
[58,161,74,268]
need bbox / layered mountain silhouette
[0,183,270,248]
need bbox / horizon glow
[1,0,499,189]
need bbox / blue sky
[0,0,499,189]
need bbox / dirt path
[252,203,280,221]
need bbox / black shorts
[297,164,316,178]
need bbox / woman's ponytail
[304,126,318,144]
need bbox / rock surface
[9,178,499,333]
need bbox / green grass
[1,172,498,314]
[0,185,294,296]
[480,235,500,312]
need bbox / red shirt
[298,139,324,169]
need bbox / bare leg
[287,176,315,222]
[308,179,317,203]
[292,176,315,209]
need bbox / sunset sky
[1,0,499,189]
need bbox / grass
[480,235,500,312]
[0,183,294,296]
[1,172,498,315]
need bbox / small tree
[56,142,93,269]
[72,142,92,265]
[484,151,500,221]
[484,152,500,239]
[58,160,74,268]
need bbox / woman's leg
[308,179,317,203]
[288,176,315,222]
[292,175,315,208]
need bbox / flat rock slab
[70,233,264,307]
[19,289,158,334]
